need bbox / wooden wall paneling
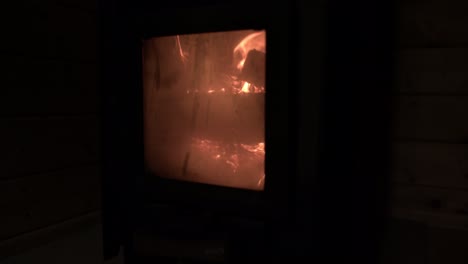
[396,48,468,94]
[3,58,98,116]
[392,207,468,230]
[0,211,100,261]
[0,117,100,180]
[58,7,97,62]
[388,1,468,262]
[0,166,100,240]
[380,218,468,264]
[2,5,97,61]
[379,218,428,264]
[393,96,468,142]
[0,0,100,252]
[391,142,468,189]
[426,226,468,264]
[2,6,64,59]
[390,184,468,228]
[65,61,99,112]
[398,1,468,47]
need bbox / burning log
[239,49,265,88]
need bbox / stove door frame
[135,3,297,218]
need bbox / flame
[233,31,266,71]
[226,154,239,172]
[231,31,266,94]
[241,82,250,93]
[178,31,265,96]
[240,142,265,155]
[176,35,187,63]
[257,174,265,187]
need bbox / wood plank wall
[386,0,468,263]
[0,0,100,257]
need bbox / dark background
[1,0,468,263]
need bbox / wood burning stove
[100,0,394,263]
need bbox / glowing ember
[240,82,250,93]
[190,137,265,187]
[240,142,265,155]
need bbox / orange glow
[144,30,266,191]
[233,31,266,71]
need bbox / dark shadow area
[2,0,468,263]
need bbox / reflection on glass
[143,30,266,190]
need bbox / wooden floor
[1,217,467,264]
[0,222,123,264]
[381,218,468,264]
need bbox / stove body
[100,0,393,262]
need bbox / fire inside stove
[143,30,266,191]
